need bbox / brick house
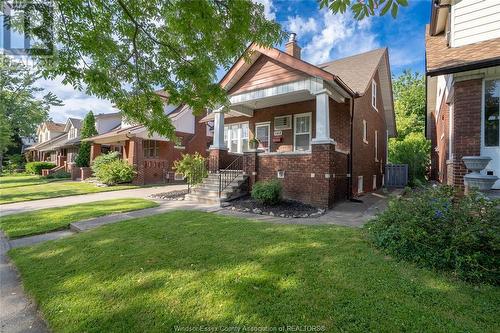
[195,35,396,208]
[426,0,500,189]
[86,104,211,185]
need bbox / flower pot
[464,173,499,191]
[462,156,492,172]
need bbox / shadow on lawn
[9,212,500,332]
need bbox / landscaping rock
[226,196,321,218]
[253,208,262,214]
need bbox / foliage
[2,154,25,174]
[251,179,282,205]
[25,161,56,175]
[6,1,285,140]
[392,70,426,139]
[0,198,157,238]
[94,159,136,185]
[318,0,408,20]
[389,132,430,185]
[0,55,62,163]
[173,153,207,185]
[44,170,71,179]
[91,151,120,175]
[10,211,500,333]
[76,111,98,167]
[366,186,500,284]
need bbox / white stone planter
[464,174,499,191]
[462,156,492,172]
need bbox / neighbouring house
[192,34,395,208]
[426,0,500,189]
[85,103,211,185]
[25,121,66,162]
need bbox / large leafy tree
[0,55,62,166]
[319,0,409,20]
[392,70,425,139]
[76,111,98,167]
[8,0,285,139]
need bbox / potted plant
[249,138,259,150]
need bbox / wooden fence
[385,164,408,188]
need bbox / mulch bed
[150,190,188,201]
[225,196,325,218]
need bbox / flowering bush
[365,186,500,284]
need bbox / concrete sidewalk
[0,184,187,216]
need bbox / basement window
[358,176,364,194]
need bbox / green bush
[173,153,207,185]
[365,186,500,284]
[251,180,282,205]
[25,161,56,175]
[389,132,431,186]
[44,170,71,179]
[94,159,135,185]
[91,151,120,175]
[3,154,25,174]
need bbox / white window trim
[482,77,500,149]
[274,115,292,130]
[358,176,364,194]
[224,121,250,154]
[371,79,378,111]
[293,112,312,152]
[363,120,368,144]
[255,122,271,153]
[374,130,378,162]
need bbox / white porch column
[210,107,227,150]
[312,89,336,145]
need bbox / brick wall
[352,71,387,194]
[435,96,450,183]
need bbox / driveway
[0,184,187,217]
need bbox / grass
[9,211,499,333]
[0,198,158,238]
[0,175,138,204]
[0,174,64,189]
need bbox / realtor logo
[2,0,54,56]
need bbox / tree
[0,55,62,168]
[319,0,409,20]
[389,132,430,186]
[392,70,425,139]
[8,0,285,140]
[76,111,98,167]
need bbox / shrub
[44,170,71,179]
[173,153,207,185]
[3,154,25,173]
[251,180,282,205]
[365,186,500,284]
[388,132,431,186]
[94,159,135,185]
[25,161,56,175]
[91,151,120,175]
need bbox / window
[255,122,270,152]
[274,115,292,130]
[484,79,500,147]
[294,113,311,151]
[358,176,364,194]
[374,130,378,161]
[371,80,378,110]
[224,122,249,153]
[143,140,160,158]
[363,120,368,144]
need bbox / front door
[481,78,500,189]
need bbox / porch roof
[83,124,171,144]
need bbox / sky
[4,0,431,123]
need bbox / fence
[385,164,408,188]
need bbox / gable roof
[44,121,66,132]
[318,48,387,95]
[64,118,82,132]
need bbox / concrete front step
[187,172,248,204]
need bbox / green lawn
[0,174,64,189]
[0,198,158,238]
[9,211,499,333]
[0,175,138,204]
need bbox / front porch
[204,78,353,208]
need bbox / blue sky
[3,0,431,122]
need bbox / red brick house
[426,0,500,189]
[87,104,211,185]
[194,35,396,208]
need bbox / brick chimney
[285,33,301,59]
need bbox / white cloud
[286,15,319,36]
[35,76,115,123]
[253,0,276,20]
[300,10,380,65]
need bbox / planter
[464,174,499,191]
[462,156,492,172]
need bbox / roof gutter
[427,57,500,77]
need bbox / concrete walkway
[0,184,187,217]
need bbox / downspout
[348,92,362,202]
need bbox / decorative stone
[253,208,262,214]
[280,214,285,217]
[269,212,274,216]
[302,214,309,218]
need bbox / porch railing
[187,158,209,194]
[218,155,243,197]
